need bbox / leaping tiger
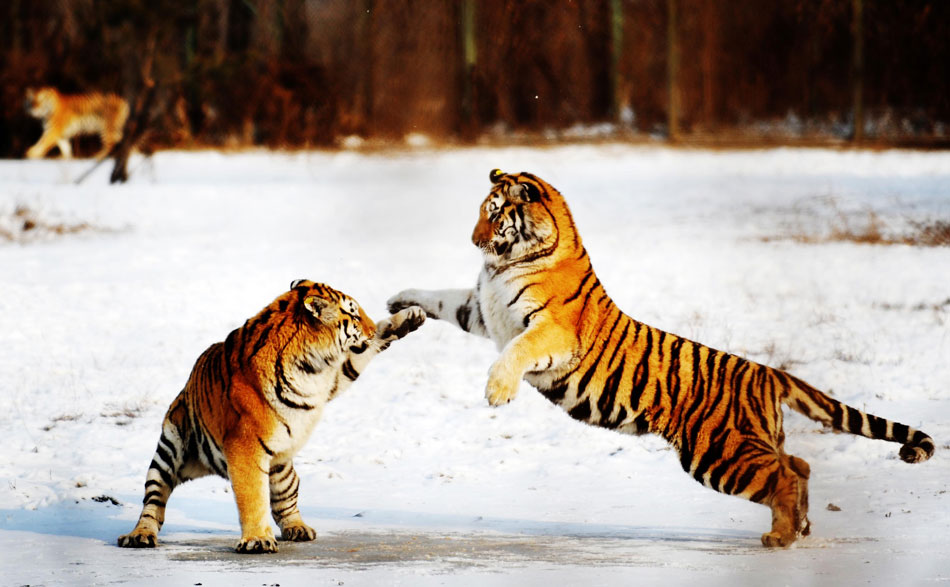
[387,169,934,548]
[118,280,425,553]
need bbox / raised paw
[236,535,279,554]
[281,522,317,542]
[386,290,422,315]
[117,530,157,548]
[378,306,426,342]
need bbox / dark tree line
[1,0,948,158]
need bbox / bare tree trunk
[851,0,864,142]
[459,0,477,128]
[702,0,717,131]
[110,35,157,184]
[667,0,681,141]
[609,0,624,124]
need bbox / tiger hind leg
[117,425,186,548]
[759,454,811,548]
[269,461,316,542]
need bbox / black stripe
[577,311,623,390]
[568,397,592,422]
[665,338,685,403]
[605,405,627,430]
[597,357,625,422]
[471,298,486,331]
[273,358,314,410]
[577,278,601,316]
[891,421,910,442]
[272,473,300,503]
[606,321,630,368]
[515,205,530,240]
[564,270,593,304]
[631,412,650,434]
[508,282,536,306]
[158,434,178,461]
[868,413,887,439]
[258,437,275,456]
[748,470,778,504]
[692,448,722,485]
[540,383,568,403]
[629,328,653,408]
[846,405,865,434]
[724,461,758,496]
[342,359,360,381]
[249,324,273,359]
[456,304,472,332]
[911,429,930,446]
[297,358,318,374]
[183,428,199,464]
[522,297,553,327]
[155,444,174,469]
[149,458,174,488]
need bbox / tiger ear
[489,169,506,184]
[290,278,308,290]
[303,295,338,323]
[510,182,541,203]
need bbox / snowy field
[1,145,948,585]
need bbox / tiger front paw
[485,373,519,407]
[281,522,317,542]
[117,529,158,548]
[236,534,279,554]
[386,290,421,315]
[377,306,426,342]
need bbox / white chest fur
[477,268,526,350]
[264,364,343,458]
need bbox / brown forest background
[1,0,948,157]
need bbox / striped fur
[118,280,425,553]
[24,87,129,159]
[388,169,935,548]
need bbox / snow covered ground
[1,146,948,585]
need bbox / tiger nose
[471,220,491,247]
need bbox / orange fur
[24,87,129,159]
[118,280,424,553]
[389,169,934,547]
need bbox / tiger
[387,169,935,548]
[118,280,426,553]
[24,86,129,159]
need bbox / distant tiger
[118,280,425,553]
[388,169,935,548]
[24,86,129,159]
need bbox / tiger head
[285,279,377,356]
[23,87,59,120]
[472,169,579,262]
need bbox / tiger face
[289,279,376,354]
[23,87,57,119]
[471,169,557,260]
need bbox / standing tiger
[118,280,425,553]
[24,87,129,159]
[387,169,935,548]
